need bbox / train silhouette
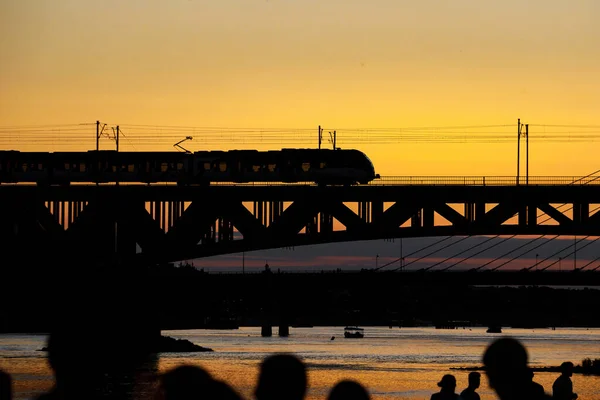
[0,148,379,185]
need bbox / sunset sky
[1,1,599,269]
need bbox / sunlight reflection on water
[1,327,599,400]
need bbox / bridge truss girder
[1,186,599,263]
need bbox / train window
[112,166,117,172]
[22,164,28,172]
[64,163,70,171]
[128,164,134,173]
[320,162,326,169]
[80,164,86,173]
[177,162,183,171]
[204,162,211,171]
[161,163,168,172]
[219,162,227,172]
[252,165,260,172]
[268,164,276,172]
[302,162,310,172]
[38,163,43,170]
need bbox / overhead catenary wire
[3,122,600,150]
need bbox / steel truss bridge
[1,176,600,264]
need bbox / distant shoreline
[451,365,600,376]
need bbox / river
[1,327,599,400]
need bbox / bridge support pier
[278,324,289,337]
[261,324,272,337]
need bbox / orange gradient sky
[2,1,600,271]
[1,0,600,176]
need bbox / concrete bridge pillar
[261,324,273,337]
[278,324,289,337]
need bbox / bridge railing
[369,176,600,186]
[5,176,599,187]
[207,175,600,186]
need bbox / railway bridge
[1,176,600,264]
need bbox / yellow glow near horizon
[1,1,599,176]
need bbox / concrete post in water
[261,324,272,337]
[278,324,289,337]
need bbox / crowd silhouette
[0,336,582,400]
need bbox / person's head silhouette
[255,354,307,400]
[468,371,481,389]
[157,365,212,400]
[483,337,547,399]
[559,361,574,377]
[437,374,457,392]
[328,380,370,400]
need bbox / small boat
[344,326,364,338]
[486,325,502,333]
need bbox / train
[0,148,380,185]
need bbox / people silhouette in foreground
[430,374,459,400]
[35,327,151,400]
[328,380,370,400]
[0,368,12,400]
[483,337,551,400]
[157,364,242,400]
[552,361,578,400]
[35,330,108,400]
[459,371,481,400]
[255,354,307,400]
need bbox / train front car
[302,149,379,185]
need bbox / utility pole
[95,120,107,151]
[517,118,521,185]
[525,124,529,186]
[329,130,337,150]
[333,130,336,150]
[116,125,119,152]
[516,119,528,185]
[318,125,322,149]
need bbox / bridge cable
[487,206,600,272]
[462,171,600,272]
[467,235,553,272]
[524,236,598,272]
[373,236,454,271]
[437,236,515,272]
[419,235,500,272]
[486,235,562,272]
[451,205,576,273]
[375,169,600,272]
[535,238,600,272]
[574,254,600,271]
[386,236,473,272]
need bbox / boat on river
[344,326,364,338]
